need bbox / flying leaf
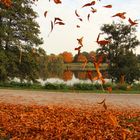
[77,37,83,46]
[75,46,82,51]
[54,17,63,24]
[91,7,97,13]
[76,25,80,28]
[78,18,83,22]
[96,33,111,46]
[87,14,90,21]
[98,98,105,104]
[75,10,80,17]
[82,1,96,8]
[44,11,48,17]
[103,5,112,8]
[103,102,107,110]
[48,21,54,37]
[75,46,82,55]
[128,18,138,26]
[112,12,126,19]
[55,21,65,25]
[53,0,61,4]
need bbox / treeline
[1,0,140,84]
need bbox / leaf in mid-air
[82,1,96,8]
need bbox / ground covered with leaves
[0,103,140,140]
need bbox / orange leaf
[77,37,83,46]
[82,1,96,8]
[91,7,97,13]
[108,113,119,127]
[103,5,112,8]
[112,12,126,19]
[53,0,61,4]
[128,18,138,26]
[75,46,82,51]
[96,33,111,46]
[122,129,131,140]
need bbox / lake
[38,70,110,85]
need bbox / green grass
[64,63,107,70]
[0,82,140,94]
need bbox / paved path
[0,89,140,109]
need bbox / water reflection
[38,70,109,85]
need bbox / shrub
[44,83,69,90]
[73,83,97,90]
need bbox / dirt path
[0,89,140,109]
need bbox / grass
[0,82,140,94]
[64,63,107,70]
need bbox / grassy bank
[0,82,140,94]
[64,63,107,70]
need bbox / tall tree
[0,0,43,82]
[97,21,140,83]
[61,51,73,63]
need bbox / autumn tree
[0,0,43,82]
[97,21,140,83]
[77,54,87,63]
[61,51,73,63]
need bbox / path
[0,89,140,109]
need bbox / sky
[32,0,140,55]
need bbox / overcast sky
[33,0,140,55]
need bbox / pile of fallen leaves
[0,103,139,140]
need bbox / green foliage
[115,83,128,90]
[0,50,8,81]
[47,54,64,78]
[0,81,42,89]
[44,83,69,90]
[97,21,140,83]
[73,83,103,90]
[0,0,44,82]
[132,83,140,90]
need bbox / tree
[0,0,43,82]
[77,54,87,63]
[47,54,64,78]
[97,21,140,83]
[61,51,73,63]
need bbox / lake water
[38,70,111,85]
[12,70,111,85]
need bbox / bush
[44,83,69,90]
[0,81,42,89]
[132,83,140,90]
[115,83,128,90]
[73,83,97,90]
